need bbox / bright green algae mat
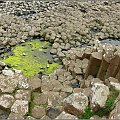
[2,40,60,77]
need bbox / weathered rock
[83,47,93,59]
[0,74,19,93]
[97,54,110,80]
[55,111,78,119]
[41,79,53,92]
[31,105,46,119]
[52,80,63,92]
[2,69,14,77]
[57,51,65,58]
[41,115,51,120]
[8,112,24,119]
[18,75,29,89]
[63,92,88,116]
[83,88,92,97]
[49,74,57,80]
[28,77,41,90]
[0,61,5,67]
[84,52,102,79]
[106,55,120,78]
[46,107,61,119]
[108,77,120,91]
[65,43,70,50]
[52,43,59,49]
[33,92,48,105]
[0,109,9,119]
[11,100,28,115]
[90,115,102,119]
[61,85,73,93]
[91,83,109,108]
[73,88,83,93]
[74,66,82,74]
[109,101,120,119]
[15,90,31,101]
[26,116,36,120]
[90,78,103,85]
[46,91,60,106]
[0,94,15,109]
[82,58,89,74]
[50,49,57,54]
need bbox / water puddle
[100,38,120,45]
[2,39,60,77]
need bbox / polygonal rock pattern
[11,100,28,115]
[0,94,15,109]
[28,77,41,90]
[55,111,78,119]
[33,92,48,105]
[41,77,63,92]
[47,91,60,106]
[0,74,18,93]
[8,112,24,119]
[91,82,109,108]
[18,75,29,89]
[15,90,31,101]
[41,78,54,92]
[109,101,120,119]
[46,107,62,119]
[61,85,73,93]
[63,92,88,116]
[31,105,46,119]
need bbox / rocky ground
[0,1,120,119]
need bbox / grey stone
[28,77,41,90]
[0,94,15,109]
[8,112,24,119]
[91,82,109,108]
[15,90,31,101]
[33,92,48,105]
[53,43,59,49]
[63,92,88,116]
[41,115,51,120]
[2,69,14,77]
[61,85,73,93]
[0,109,9,119]
[56,111,78,119]
[0,74,18,93]
[18,76,29,89]
[109,101,120,119]
[74,67,82,74]
[31,105,46,119]
[57,52,65,57]
[50,49,57,54]
[11,100,28,115]
[46,107,61,119]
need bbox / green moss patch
[2,39,59,77]
[79,86,119,119]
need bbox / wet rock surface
[0,1,120,119]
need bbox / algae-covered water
[2,39,59,77]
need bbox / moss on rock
[79,86,119,119]
[3,39,59,77]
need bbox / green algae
[2,39,59,77]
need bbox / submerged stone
[2,39,60,77]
